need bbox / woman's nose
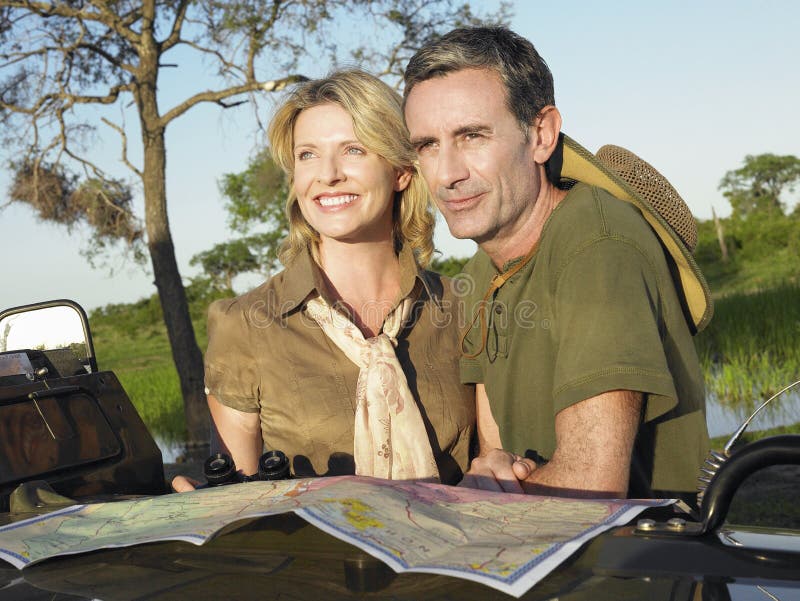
[317,154,344,184]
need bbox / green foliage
[695,283,800,406]
[699,152,800,296]
[220,149,289,236]
[719,153,800,218]
[90,282,231,341]
[430,255,469,278]
[207,150,290,280]
[190,239,259,292]
[695,207,800,298]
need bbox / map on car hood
[0,476,670,598]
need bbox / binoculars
[202,450,290,487]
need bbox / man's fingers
[459,450,525,494]
[171,475,200,493]
[512,458,537,481]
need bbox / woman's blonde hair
[268,69,435,267]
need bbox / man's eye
[415,141,436,154]
[464,132,483,141]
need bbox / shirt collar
[277,244,441,316]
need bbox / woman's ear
[395,168,413,192]
[530,106,563,165]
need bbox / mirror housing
[0,299,98,375]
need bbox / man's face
[405,68,541,248]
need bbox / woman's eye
[297,150,314,160]
[345,146,365,156]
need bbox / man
[403,27,712,500]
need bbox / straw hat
[556,134,713,333]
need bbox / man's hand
[458,449,538,493]
[463,386,643,497]
[171,475,202,493]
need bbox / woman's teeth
[318,194,357,207]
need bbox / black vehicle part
[203,453,239,486]
[343,555,396,592]
[699,434,800,534]
[636,435,800,537]
[258,450,291,481]
[0,369,167,511]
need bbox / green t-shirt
[459,183,709,495]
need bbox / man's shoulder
[543,183,663,258]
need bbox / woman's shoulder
[208,269,290,327]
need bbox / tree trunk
[136,26,208,450]
[141,130,209,449]
[712,206,730,263]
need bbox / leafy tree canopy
[719,153,800,218]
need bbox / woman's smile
[293,102,407,244]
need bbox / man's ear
[530,106,562,165]
[395,168,413,192]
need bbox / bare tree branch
[159,74,308,127]
[3,0,142,44]
[101,116,143,179]
[161,0,191,51]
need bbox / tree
[216,149,289,279]
[1,1,510,447]
[189,239,258,293]
[719,153,800,219]
[430,255,469,278]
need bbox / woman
[173,70,474,491]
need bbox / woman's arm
[207,393,263,476]
[171,393,263,492]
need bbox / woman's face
[292,102,411,247]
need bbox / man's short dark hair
[403,27,555,132]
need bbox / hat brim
[560,134,713,333]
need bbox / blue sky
[2,0,799,311]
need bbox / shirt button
[494,305,503,314]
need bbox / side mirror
[0,300,98,374]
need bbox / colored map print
[0,476,669,597]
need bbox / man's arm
[460,388,643,497]
[172,393,262,492]
[459,384,525,492]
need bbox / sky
[2,0,799,312]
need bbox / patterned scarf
[304,295,439,481]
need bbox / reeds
[695,282,800,421]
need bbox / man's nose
[436,143,469,189]
[317,154,344,185]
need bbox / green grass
[695,282,800,406]
[700,248,800,298]
[90,303,211,445]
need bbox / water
[706,391,800,439]
[159,440,185,463]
